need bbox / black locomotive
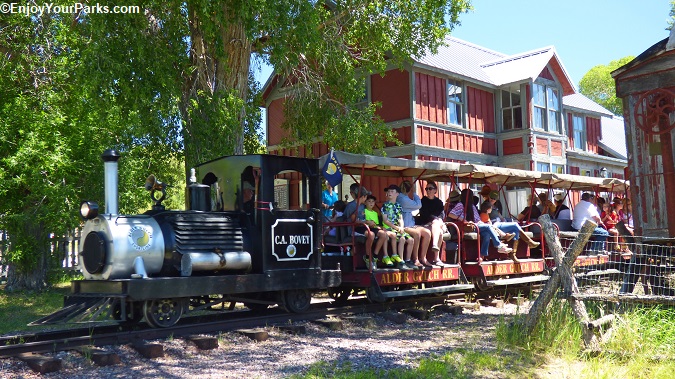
[41,151,341,328]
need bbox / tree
[0,0,471,290]
[578,56,635,116]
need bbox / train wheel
[327,288,352,305]
[143,298,186,328]
[281,289,312,313]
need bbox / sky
[254,0,673,126]
[451,0,672,87]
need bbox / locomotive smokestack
[102,149,121,215]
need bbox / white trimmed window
[501,88,522,130]
[447,79,463,127]
[552,163,565,174]
[572,114,586,150]
[533,83,561,133]
[536,162,549,172]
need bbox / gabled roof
[415,37,505,84]
[562,93,613,117]
[414,37,576,94]
[599,116,628,160]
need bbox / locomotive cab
[195,154,326,276]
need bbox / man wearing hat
[553,193,571,220]
[242,181,255,216]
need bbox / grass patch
[0,283,70,335]
[496,299,675,378]
[291,348,535,379]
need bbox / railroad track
[0,294,459,359]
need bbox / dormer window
[447,79,464,127]
[533,82,561,133]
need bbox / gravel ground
[0,301,532,379]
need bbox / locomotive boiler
[38,150,342,328]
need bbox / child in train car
[382,185,417,271]
[444,190,461,220]
[363,195,394,267]
[601,202,620,252]
[613,197,633,253]
[343,183,387,269]
[325,200,347,237]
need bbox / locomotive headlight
[80,201,99,220]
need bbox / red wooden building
[263,37,627,206]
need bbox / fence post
[523,216,597,349]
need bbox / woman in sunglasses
[418,181,449,267]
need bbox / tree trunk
[4,222,49,292]
[181,4,252,171]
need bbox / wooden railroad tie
[186,335,219,350]
[236,329,269,342]
[313,318,344,330]
[132,342,164,359]
[76,346,121,366]
[18,353,62,374]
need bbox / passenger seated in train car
[553,193,571,220]
[571,192,609,254]
[446,189,513,258]
[382,185,417,270]
[418,181,448,267]
[444,190,461,217]
[614,197,633,253]
[479,185,503,216]
[601,202,620,252]
[343,183,387,268]
[325,200,346,237]
[397,180,432,268]
[487,195,541,250]
[517,194,542,222]
[596,197,606,215]
[479,201,518,262]
[363,195,394,268]
[537,192,556,218]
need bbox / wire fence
[0,230,81,283]
[559,235,675,307]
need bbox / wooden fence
[0,230,81,282]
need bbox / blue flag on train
[322,150,343,187]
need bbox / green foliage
[578,56,635,116]
[266,0,473,154]
[0,284,70,334]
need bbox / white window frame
[552,163,565,174]
[572,114,586,150]
[447,79,464,127]
[533,81,561,133]
[501,88,523,131]
[536,162,549,172]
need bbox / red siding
[586,117,601,153]
[536,138,548,154]
[466,86,495,133]
[385,126,412,147]
[416,125,496,155]
[539,67,554,81]
[568,166,580,175]
[414,72,447,124]
[503,137,523,155]
[550,140,563,156]
[372,69,411,122]
[267,98,287,146]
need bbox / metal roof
[415,37,575,91]
[599,116,628,160]
[415,37,506,84]
[562,93,614,117]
